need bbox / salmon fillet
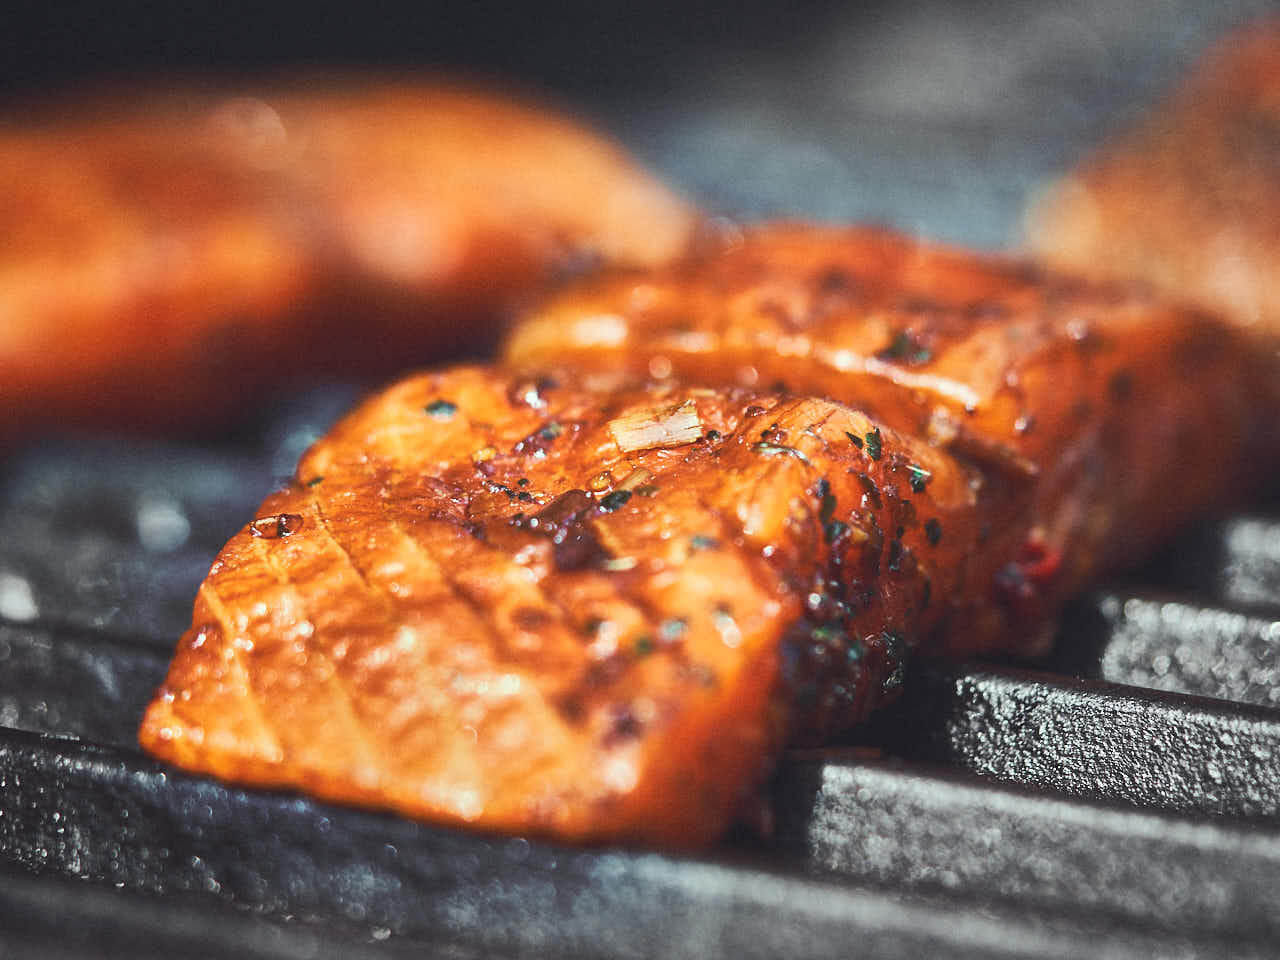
[141,228,1280,846]
[1025,18,1280,337]
[0,78,698,437]
[507,224,1280,657]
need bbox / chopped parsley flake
[845,431,864,449]
[598,490,632,512]
[660,618,688,642]
[877,330,933,366]
[925,518,942,546]
[539,421,564,440]
[824,520,849,544]
[306,475,324,487]
[633,635,655,657]
[907,464,932,493]
[424,399,457,419]
[690,534,720,551]
[817,477,836,525]
[811,624,842,644]
[865,428,883,461]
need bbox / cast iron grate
[0,391,1277,959]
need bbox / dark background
[5,0,1277,248]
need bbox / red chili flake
[994,536,1062,604]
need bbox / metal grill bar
[0,728,1266,960]
[873,663,1280,821]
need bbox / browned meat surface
[1025,18,1280,337]
[141,227,1280,847]
[139,367,978,846]
[0,79,698,437]
[506,224,1280,659]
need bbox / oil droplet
[647,355,674,379]
[249,513,304,539]
[588,471,614,492]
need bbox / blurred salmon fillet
[1026,18,1280,336]
[0,78,698,436]
[140,228,1280,846]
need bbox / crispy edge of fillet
[139,366,978,847]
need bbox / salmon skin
[141,228,1280,847]
[1026,18,1280,337]
[0,78,697,438]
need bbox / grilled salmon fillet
[140,367,977,845]
[1025,18,1280,336]
[141,228,1279,846]
[507,224,1280,660]
[0,79,697,436]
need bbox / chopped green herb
[633,635,655,657]
[634,483,660,497]
[887,538,903,571]
[845,431,864,449]
[817,477,836,525]
[660,618,688,642]
[517,491,534,503]
[925,518,942,546]
[517,477,530,487]
[539,421,564,440]
[865,428,882,461]
[877,330,933,366]
[704,429,722,442]
[305,475,324,487]
[825,520,849,544]
[752,441,810,465]
[598,490,632,512]
[907,464,932,493]
[811,624,842,644]
[424,399,457,419]
[690,534,720,551]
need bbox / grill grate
[4,4,1280,956]
[0,393,1278,959]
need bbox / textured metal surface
[872,663,1280,821]
[0,730,1270,960]
[777,753,1280,945]
[1081,592,1280,706]
[4,2,1280,958]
